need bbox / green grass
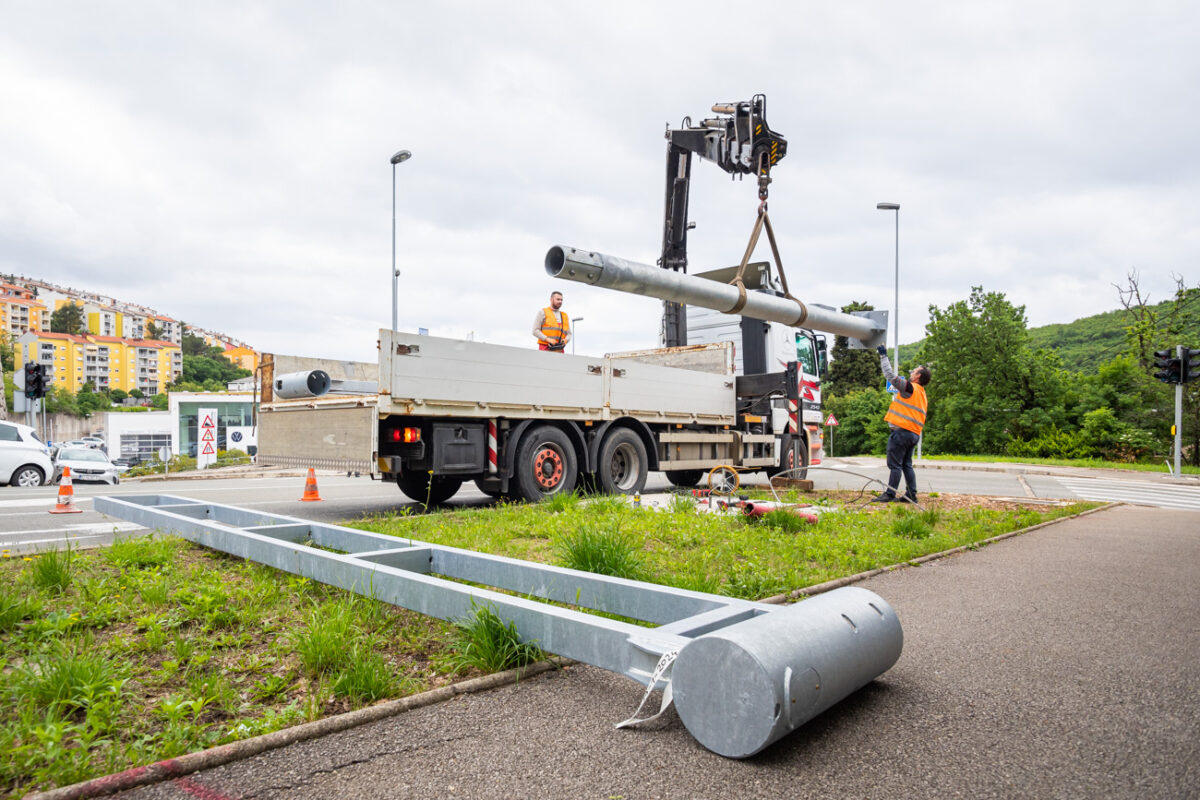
[348,492,1099,607]
[446,603,545,673]
[556,522,645,579]
[0,541,461,798]
[920,453,1200,475]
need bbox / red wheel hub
[533,447,564,489]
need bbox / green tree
[109,388,128,402]
[0,334,14,373]
[825,301,881,398]
[150,392,168,409]
[144,321,163,341]
[822,389,891,456]
[50,302,87,335]
[922,287,1065,454]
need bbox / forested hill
[904,298,1199,374]
[1026,307,1134,372]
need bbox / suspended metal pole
[545,246,887,349]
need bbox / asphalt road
[103,504,1199,800]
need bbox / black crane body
[658,95,788,347]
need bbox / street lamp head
[876,202,899,210]
[391,150,412,165]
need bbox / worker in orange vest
[533,291,571,352]
[873,344,931,503]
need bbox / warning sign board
[197,407,217,469]
[825,414,839,427]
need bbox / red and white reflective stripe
[488,419,498,474]
[787,399,799,434]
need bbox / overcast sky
[2,1,1195,362]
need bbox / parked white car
[53,447,121,485]
[0,421,55,487]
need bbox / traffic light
[1153,349,1182,384]
[23,362,38,398]
[33,363,47,398]
[1184,348,1200,384]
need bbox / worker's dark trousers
[885,428,920,495]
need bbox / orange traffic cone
[50,466,83,514]
[300,468,323,502]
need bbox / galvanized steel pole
[545,246,886,348]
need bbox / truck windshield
[795,334,818,377]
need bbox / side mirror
[815,335,828,376]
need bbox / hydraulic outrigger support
[95,494,902,758]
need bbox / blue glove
[876,345,887,356]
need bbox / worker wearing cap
[533,291,570,352]
[873,345,931,504]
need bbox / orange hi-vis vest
[884,381,927,434]
[540,307,569,344]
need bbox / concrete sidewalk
[110,505,1198,800]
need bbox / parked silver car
[53,447,121,485]
[0,421,55,487]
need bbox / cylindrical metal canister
[273,370,332,400]
[670,586,903,758]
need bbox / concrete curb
[759,501,1120,604]
[25,658,572,800]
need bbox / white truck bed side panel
[381,331,606,418]
[608,359,734,419]
[380,331,734,423]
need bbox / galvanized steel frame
[93,495,778,688]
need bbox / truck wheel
[596,428,647,495]
[397,472,462,505]
[768,435,809,480]
[665,470,703,488]
[513,425,577,502]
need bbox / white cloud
[0,0,1196,362]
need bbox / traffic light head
[1184,348,1200,384]
[23,362,38,398]
[1152,348,1182,384]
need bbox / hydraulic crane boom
[660,94,787,346]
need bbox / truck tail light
[391,427,421,443]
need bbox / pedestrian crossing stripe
[1054,477,1200,511]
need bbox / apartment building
[221,345,259,372]
[0,282,48,336]
[17,331,183,395]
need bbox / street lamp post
[390,149,412,331]
[876,203,900,368]
[571,317,583,354]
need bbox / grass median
[2,490,1098,796]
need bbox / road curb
[25,658,573,800]
[759,501,1120,604]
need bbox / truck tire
[767,435,808,480]
[596,428,647,495]
[665,470,703,488]
[513,425,577,503]
[397,472,462,505]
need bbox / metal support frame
[95,494,902,758]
